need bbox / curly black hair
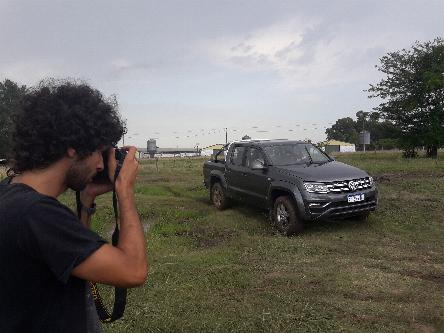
[10,79,125,173]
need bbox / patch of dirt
[375,171,444,182]
[411,323,437,333]
[403,270,444,284]
[187,224,236,248]
[341,291,388,302]
[374,175,392,183]
[384,191,438,203]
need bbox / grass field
[4,153,444,332]
[0,166,6,180]
[93,152,444,333]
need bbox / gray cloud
[1,0,443,147]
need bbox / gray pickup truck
[203,139,378,235]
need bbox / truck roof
[231,139,307,146]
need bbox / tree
[355,110,370,132]
[0,79,27,157]
[376,138,399,150]
[326,112,400,149]
[325,117,358,144]
[368,38,444,158]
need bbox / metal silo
[147,139,157,158]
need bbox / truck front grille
[308,196,377,218]
[326,177,372,193]
[328,199,377,218]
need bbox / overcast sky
[1,0,442,148]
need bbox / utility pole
[362,114,366,152]
[363,123,365,152]
[224,128,228,144]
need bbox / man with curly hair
[0,80,148,333]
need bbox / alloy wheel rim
[213,188,222,206]
[276,203,289,227]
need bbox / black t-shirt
[0,180,107,333]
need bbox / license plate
[347,193,365,203]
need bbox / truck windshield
[263,144,330,166]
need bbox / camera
[93,147,127,183]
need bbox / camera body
[93,147,127,183]
[114,148,127,168]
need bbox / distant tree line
[0,79,27,158]
[327,37,444,158]
[326,111,400,150]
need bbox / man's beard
[66,162,93,191]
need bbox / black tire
[211,182,229,210]
[273,196,304,236]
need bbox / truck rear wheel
[273,196,303,236]
[211,182,229,210]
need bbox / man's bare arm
[72,147,148,288]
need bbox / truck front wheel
[211,182,229,210]
[273,196,304,236]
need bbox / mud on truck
[203,140,378,235]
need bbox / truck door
[242,147,271,207]
[225,145,248,200]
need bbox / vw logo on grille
[348,181,357,191]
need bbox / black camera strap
[75,161,127,323]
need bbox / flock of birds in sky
[125,122,336,147]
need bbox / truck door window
[231,146,246,166]
[246,148,265,168]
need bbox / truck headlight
[368,176,374,186]
[303,182,330,194]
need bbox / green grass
[0,166,7,180]
[59,153,443,332]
